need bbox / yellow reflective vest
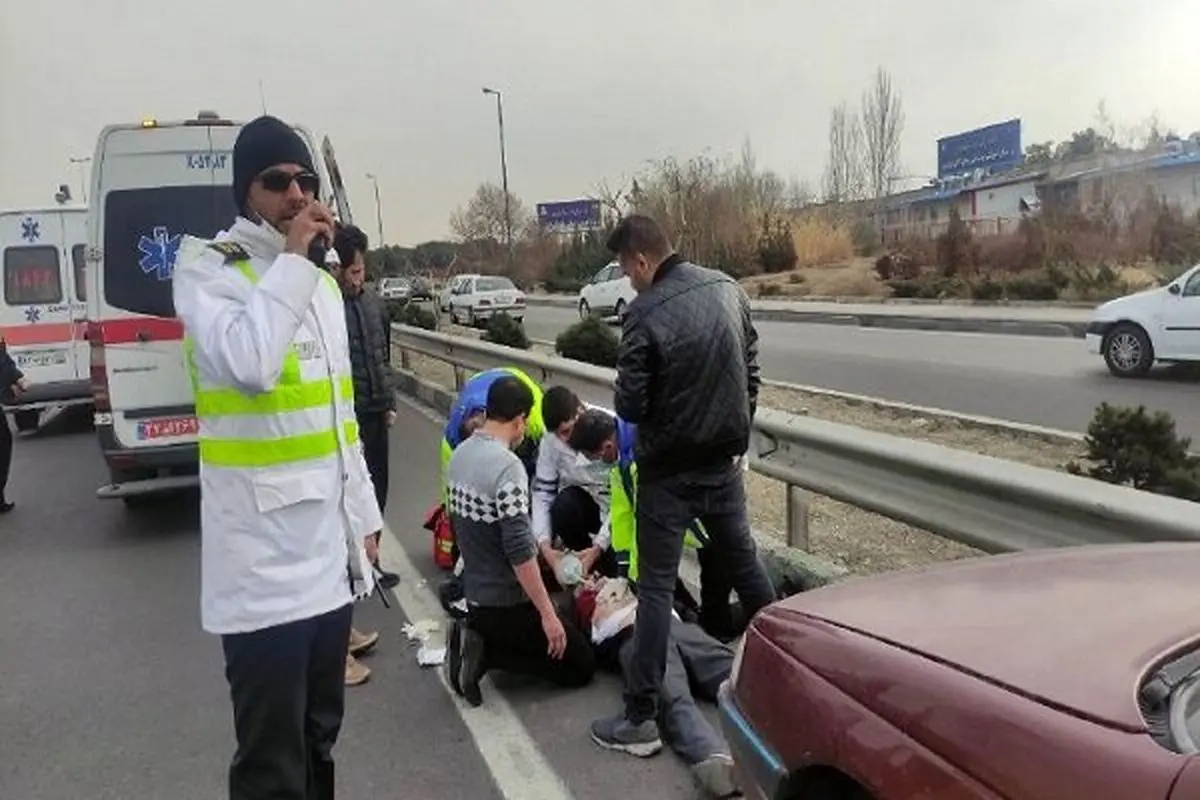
[174,220,382,636]
[609,458,707,582]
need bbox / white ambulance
[87,111,351,501]
[0,206,92,431]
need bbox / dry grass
[395,345,1088,578]
[743,258,887,299]
[790,216,856,267]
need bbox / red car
[718,543,1200,799]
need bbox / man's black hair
[485,375,534,423]
[567,408,616,455]
[333,223,369,268]
[605,214,673,259]
[542,386,582,432]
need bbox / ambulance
[87,111,352,501]
[0,206,92,431]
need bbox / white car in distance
[1085,263,1200,376]
[447,275,526,327]
[377,277,411,301]
[439,274,476,312]
[578,260,636,321]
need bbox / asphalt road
[522,306,1200,442]
[0,406,714,800]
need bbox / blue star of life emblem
[137,226,183,281]
[20,217,39,243]
[24,307,41,324]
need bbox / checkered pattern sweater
[447,431,536,607]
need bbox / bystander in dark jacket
[589,214,777,758]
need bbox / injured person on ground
[574,575,742,800]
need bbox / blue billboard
[937,119,1022,179]
[537,199,601,231]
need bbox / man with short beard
[173,115,382,800]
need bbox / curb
[393,367,849,591]
[523,294,1086,339]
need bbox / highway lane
[522,305,1200,441]
[0,407,713,800]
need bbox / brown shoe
[349,627,379,657]
[345,654,371,686]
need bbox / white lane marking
[379,403,573,800]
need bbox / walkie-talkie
[307,234,330,268]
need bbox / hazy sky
[3,0,1199,244]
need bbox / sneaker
[459,626,487,708]
[345,654,371,686]
[691,754,740,798]
[589,713,663,758]
[349,628,380,657]
[444,618,464,696]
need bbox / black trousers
[469,601,596,688]
[357,410,390,514]
[0,412,11,500]
[221,604,353,800]
[549,486,618,577]
[624,462,776,724]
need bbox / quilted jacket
[613,255,760,482]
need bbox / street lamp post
[365,172,384,246]
[481,87,512,267]
[69,156,91,203]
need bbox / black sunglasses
[258,169,320,195]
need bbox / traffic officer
[173,114,381,800]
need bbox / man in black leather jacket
[590,214,777,759]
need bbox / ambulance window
[103,185,237,318]
[71,245,86,302]
[4,246,63,305]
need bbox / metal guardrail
[392,324,1200,553]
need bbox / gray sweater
[447,431,536,607]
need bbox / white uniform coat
[174,217,382,635]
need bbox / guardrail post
[453,366,466,391]
[786,484,811,550]
[400,346,411,372]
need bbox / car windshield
[477,277,515,292]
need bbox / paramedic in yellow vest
[438,366,545,499]
[568,407,756,642]
[173,115,381,800]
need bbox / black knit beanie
[232,115,318,215]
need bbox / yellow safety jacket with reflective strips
[183,259,359,469]
[608,459,708,582]
[174,225,382,636]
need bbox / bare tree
[860,67,905,199]
[449,183,531,243]
[822,102,865,203]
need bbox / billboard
[537,199,601,231]
[937,119,1022,179]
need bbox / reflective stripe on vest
[185,258,356,468]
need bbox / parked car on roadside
[577,260,636,321]
[719,542,1200,800]
[378,277,411,302]
[447,275,525,327]
[1085,264,1200,377]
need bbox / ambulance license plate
[15,349,67,368]
[137,416,198,440]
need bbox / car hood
[1093,287,1162,318]
[768,543,1200,729]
